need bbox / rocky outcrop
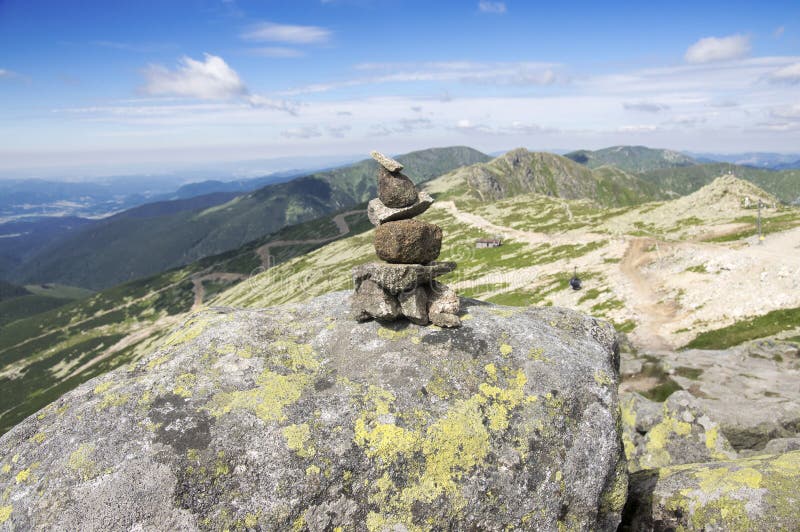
[622,451,800,531]
[620,344,800,452]
[0,292,626,531]
[621,392,737,472]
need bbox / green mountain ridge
[11,146,489,290]
[639,163,800,203]
[428,148,664,205]
[565,145,697,173]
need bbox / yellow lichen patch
[593,370,613,387]
[271,340,319,371]
[355,419,420,462]
[209,370,313,423]
[460,313,473,321]
[146,354,171,371]
[173,373,197,398]
[355,366,536,529]
[377,327,417,341]
[291,515,305,532]
[244,513,259,527]
[619,398,637,462]
[499,343,513,356]
[484,363,498,383]
[283,423,317,459]
[695,466,762,493]
[0,505,11,525]
[600,460,628,514]
[14,468,30,483]
[29,432,46,444]
[305,464,321,476]
[0,465,9,474]
[162,317,208,347]
[527,347,548,362]
[68,443,97,481]
[95,392,130,411]
[642,408,693,469]
[769,450,800,475]
[93,381,113,395]
[214,451,229,476]
[477,369,528,432]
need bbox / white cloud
[774,26,785,38]
[478,1,506,14]
[770,104,800,120]
[0,69,20,79]
[143,54,247,99]
[281,61,563,95]
[768,62,800,84]
[249,47,306,58]
[281,126,323,139]
[623,101,670,113]
[242,22,331,44]
[618,124,657,133]
[685,34,750,64]
[246,95,299,115]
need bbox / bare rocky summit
[0,292,626,531]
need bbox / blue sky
[0,0,799,176]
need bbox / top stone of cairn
[370,150,404,173]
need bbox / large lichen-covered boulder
[622,451,800,531]
[621,391,737,472]
[0,292,626,531]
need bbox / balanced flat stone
[370,150,403,172]
[374,219,442,264]
[367,191,434,226]
[352,262,456,294]
[378,167,418,208]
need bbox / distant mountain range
[0,171,303,222]
[4,146,489,290]
[565,146,697,173]
[687,152,800,170]
[430,148,665,205]
[4,144,800,293]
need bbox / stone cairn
[351,151,461,327]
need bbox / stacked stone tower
[351,151,461,327]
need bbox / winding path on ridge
[191,209,366,309]
[618,238,681,351]
[430,201,739,352]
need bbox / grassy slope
[0,283,94,328]
[15,147,489,290]
[0,209,373,434]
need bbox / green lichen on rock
[623,450,800,531]
[621,391,737,472]
[0,505,11,524]
[67,443,98,481]
[0,293,625,531]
